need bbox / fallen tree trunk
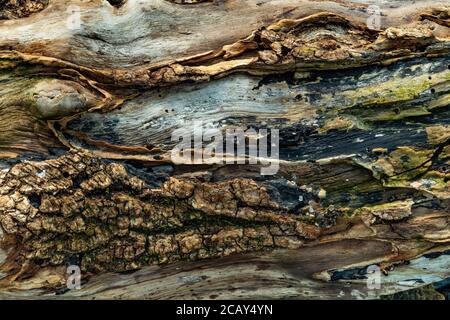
[0,0,449,299]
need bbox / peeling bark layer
[0,0,48,20]
[0,0,449,299]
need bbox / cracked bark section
[0,0,449,298]
[0,151,320,281]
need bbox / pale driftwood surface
[1,244,448,300]
[0,0,449,299]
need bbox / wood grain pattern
[0,0,449,299]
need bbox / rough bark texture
[0,0,449,299]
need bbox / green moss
[338,70,450,123]
[373,107,431,121]
[429,92,450,110]
[361,81,430,106]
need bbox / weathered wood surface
[1,244,448,300]
[0,0,449,299]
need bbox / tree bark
[0,0,449,299]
